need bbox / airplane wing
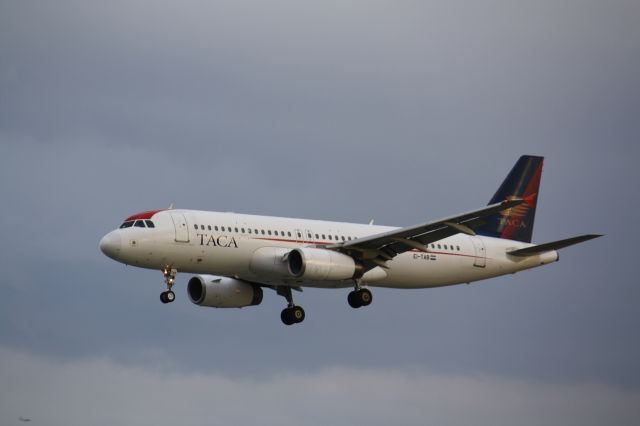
[326,199,523,271]
[507,234,602,257]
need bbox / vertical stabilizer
[475,155,544,243]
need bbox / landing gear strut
[160,267,177,304]
[277,287,305,325]
[348,280,372,309]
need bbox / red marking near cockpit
[125,209,167,221]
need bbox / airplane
[99,155,601,325]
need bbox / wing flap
[507,234,603,257]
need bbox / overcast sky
[1,0,639,425]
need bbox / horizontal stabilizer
[507,234,603,257]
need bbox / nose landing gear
[160,267,177,304]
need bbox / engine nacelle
[287,248,358,281]
[249,246,291,277]
[187,275,263,308]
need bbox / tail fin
[475,155,544,243]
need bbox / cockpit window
[145,220,155,228]
[134,220,146,228]
[120,221,134,229]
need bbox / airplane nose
[99,232,122,259]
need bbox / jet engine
[187,275,263,308]
[287,248,359,281]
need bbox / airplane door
[305,229,314,244]
[170,213,190,243]
[470,236,486,268]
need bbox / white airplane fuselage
[100,209,558,289]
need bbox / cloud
[1,348,638,426]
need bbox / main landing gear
[277,287,305,326]
[348,280,372,309]
[160,267,177,304]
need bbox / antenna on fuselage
[369,219,374,225]
[168,203,175,209]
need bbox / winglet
[507,234,602,257]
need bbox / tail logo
[476,155,543,243]
[498,194,537,230]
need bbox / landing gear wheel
[348,288,372,308]
[160,291,175,304]
[281,308,294,325]
[280,306,305,325]
[359,288,372,306]
[291,306,305,323]
[348,291,362,308]
[277,286,305,326]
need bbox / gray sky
[1,0,639,425]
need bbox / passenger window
[347,237,352,241]
[457,246,460,251]
[221,226,226,231]
[328,235,332,240]
[134,220,146,228]
[298,232,302,238]
[194,224,198,230]
[235,227,238,233]
[315,234,319,239]
[268,230,272,235]
[307,233,312,238]
[120,221,134,229]
[214,226,219,231]
[241,228,245,233]
[334,235,338,240]
[341,236,345,241]
[288,232,292,237]
[437,244,441,249]
[201,225,205,230]
[248,229,252,234]
[254,229,258,234]
[261,230,265,235]
[145,220,155,228]
[208,225,211,231]
[322,234,326,239]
